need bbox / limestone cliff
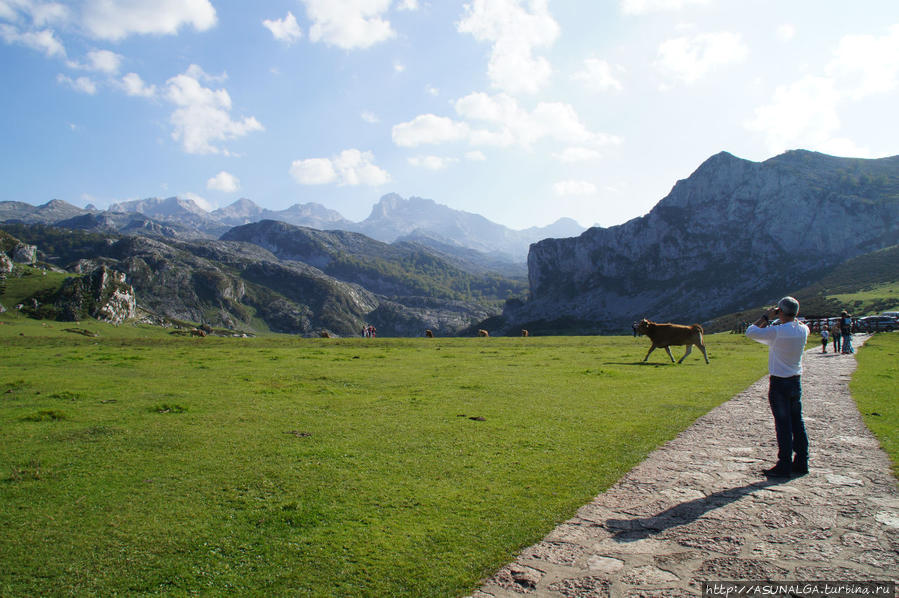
[513,150,899,332]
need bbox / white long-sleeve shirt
[746,320,810,377]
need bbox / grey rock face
[12,243,37,264]
[0,252,12,273]
[58,265,137,324]
[518,151,899,332]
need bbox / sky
[1,1,898,231]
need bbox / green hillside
[706,244,899,331]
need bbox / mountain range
[1,194,584,266]
[4,149,897,337]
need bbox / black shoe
[763,465,791,478]
[792,461,808,475]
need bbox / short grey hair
[778,296,800,316]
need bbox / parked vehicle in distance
[859,315,899,332]
[879,311,899,319]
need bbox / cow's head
[635,319,651,336]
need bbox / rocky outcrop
[22,265,137,324]
[55,266,136,323]
[0,252,11,273]
[12,243,36,264]
[514,150,899,333]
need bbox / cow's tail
[692,324,704,340]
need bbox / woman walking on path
[840,310,854,354]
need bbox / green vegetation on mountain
[706,244,899,331]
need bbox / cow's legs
[664,346,675,362]
[699,343,709,364]
[678,344,693,364]
[643,344,657,362]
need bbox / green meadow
[0,316,893,597]
[851,332,899,478]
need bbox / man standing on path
[746,296,810,478]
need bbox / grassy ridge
[851,333,899,477]
[1,319,770,596]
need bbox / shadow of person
[606,478,787,542]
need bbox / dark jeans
[768,375,808,468]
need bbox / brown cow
[425,329,434,338]
[320,331,331,338]
[635,318,709,364]
[190,328,207,337]
[478,329,489,337]
[521,329,529,337]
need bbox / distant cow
[320,331,331,338]
[521,329,529,337]
[478,329,489,337]
[635,319,709,364]
[190,328,207,338]
[425,329,434,338]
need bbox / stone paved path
[469,335,898,597]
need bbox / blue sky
[2,1,898,230]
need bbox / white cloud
[302,0,395,50]
[84,48,122,73]
[393,61,405,73]
[206,170,240,192]
[397,0,418,10]
[289,158,337,185]
[81,0,216,41]
[57,73,97,94]
[165,65,263,155]
[263,11,301,44]
[457,0,560,95]
[745,75,841,153]
[0,1,70,26]
[620,0,711,15]
[425,84,439,96]
[746,25,899,155]
[361,110,380,124]
[394,93,622,152]
[408,155,458,170]
[290,149,390,186]
[182,191,215,211]
[465,150,486,161]
[776,24,796,42]
[392,114,470,147]
[573,57,623,92]
[184,63,227,83]
[455,92,621,148]
[553,180,597,196]
[828,24,899,100]
[0,23,65,56]
[553,146,603,162]
[655,31,748,84]
[119,72,156,97]
[815,137,873,159]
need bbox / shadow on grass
[607,478,786,542]
[603,361,672,367]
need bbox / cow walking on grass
[636,318,709,364]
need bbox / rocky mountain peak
[515,150,899,333]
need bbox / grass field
[851,332,899,478]
[0,316,879,597]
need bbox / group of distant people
[361,325,377,338]
[818,310,855,354]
